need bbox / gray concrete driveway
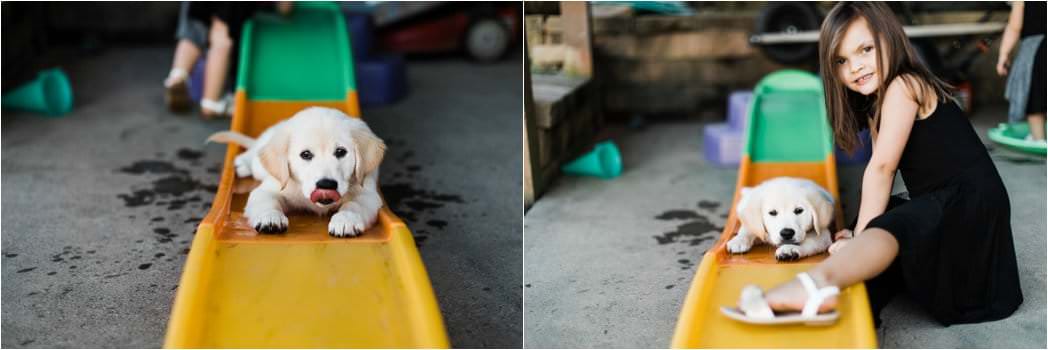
[2,46,521,348]
[523,108,1045,348]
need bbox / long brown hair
[818,2,955,153]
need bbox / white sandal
[720,272,840,325]
[200,93,234,119]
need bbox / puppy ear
[350,127,387,186]
[739,187,768,241]
[259,129,291,190]
[804,190,834,235]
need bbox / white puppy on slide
[727,177,835,261]
[207,107,386,237]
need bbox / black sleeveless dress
[858,99,1023,326]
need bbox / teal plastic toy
[988,122,1047,155]
[2,68,74,117]
[562,140,623,179]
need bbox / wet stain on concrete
[655,210,700,220]
[5,253,18,258]
[698,200,720,211]
[653,213,722,246]
[176,148,204,161]
[665,285,675,289]
[17,267,36,273]
[118,190,157,207]
[381,182,465,224]
[397,150,414,162]
[427,219,448,229]
[405,200,443,212]
[119,160,188,175]
[138,263,152,270]
[152,176,212,196]
[117,160,217,207]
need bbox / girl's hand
[997,57,1010,76]
[834,229,854,241]
[829,239,850,255]
[828,229,853,255]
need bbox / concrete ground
[523,107,1046,348]
[2,46,521,348]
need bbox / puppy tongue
[310,189,341,203]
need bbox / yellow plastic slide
[671,70,877,348]
[163,4,448,347]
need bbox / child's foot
[200,93,233,119]
[762,272,838,314]
[164,68,191,114]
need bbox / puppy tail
[206,131,256,148]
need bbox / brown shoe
[165,80,192,114]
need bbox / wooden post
[560,1,593,78]
[524,30,540,209]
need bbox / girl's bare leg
[761,228,899,313]
[1028,114,1045,141]
[166,39,201,87]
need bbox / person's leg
[165,39,201,87]
[761,228,899,313]
[202,16,233,118]
[1029,114,1046,141]
[1028,41,1046,141]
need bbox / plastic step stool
[704,122,744,167]
[357,54,408,107]
[835,129,872,165]
[728,90,752,131]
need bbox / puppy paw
[329,210,367,238]
[775,244,802,261]
[250,211,288,234]
[727,235,753,254]
[233,154,252,178]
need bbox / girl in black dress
[734,2,1022,326]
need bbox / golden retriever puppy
[727,177,834,261]
[207,107,386,237]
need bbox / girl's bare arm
[997,2,1024,76]
[853,76,920,235]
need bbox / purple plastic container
[703,122,745,167]
[357,54,407,107]
[188,57,206,102]
[835,128,873,165]
[728,90,753,131]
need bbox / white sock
[164,68,188,88]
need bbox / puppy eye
[334,147,347,158]
[769,210,778,216]
[300,150,313,160]
[794,207,804,215]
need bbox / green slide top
[744,69,834,162]
[236,2,356,101]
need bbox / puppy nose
[780,228,795,240]
[316,178,338,190]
